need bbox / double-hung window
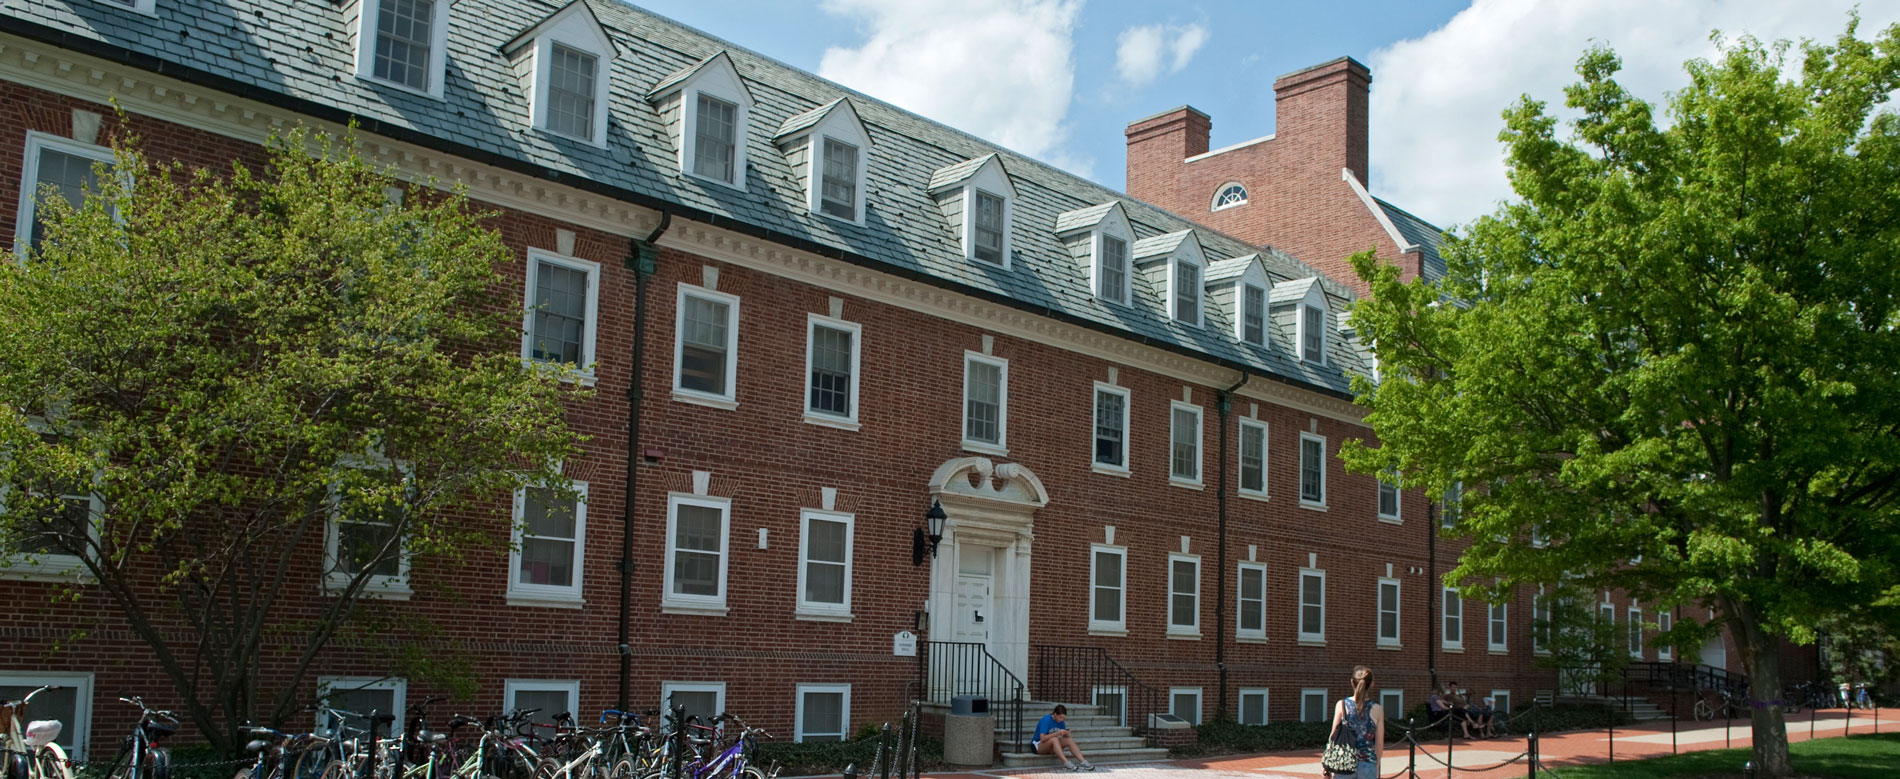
[693,94,739,183]
[1089,544,1125,633]
[1378,472,1400,521]
[318,677,406,738]
[1299,434,1327,506]
[546,45,600,141]
[508,483,586,606]
[1489,602,1509,652]
[523,251,601,377]
[1241,284,1266,346]
[961,353,1008,453]
[2,429,100,578]
[1237,419,1267,497]
[1300,304,1326,363]
[1173,260,1202,326]
[1238,689,1268,725]
[361,0,444,95]
[1442,588,1464,650]
[324,459,412,597]
[1629,607,1643,658]
[1098,235,1129,303]
[663,495,730,613]
[972,190,1006,265]
[1441,482,1463,528]
[1170,688,1203,725]
[1532,587,1551,654]
[795,684,850,742]
[1300,689,1328,723]
[804,315,861,426]
[1236,562,1266,640]
[674,285,740,407]
[1657,612,1673,661]
[819,139,859,220]
[796,510,853,619]
[1170,402,1203,485]
[1092,384,1129,473]
[1168,554,1200,637]
[1377,577,1401,647]
[16,132,115,255]
[1298,568,1325,642]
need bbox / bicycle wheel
[293,749,334,779]
[532,758,562,779]
[1694,700,1713,721]
[33,747,72,779]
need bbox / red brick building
[0,0,1722,765]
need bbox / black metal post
[1672,660,1679,754]
[1407,717,1417,779]
[1447,712,1455,778]
[1810,699,1817,741]
[1528,713,1538,779]
[1609,702,1615,763]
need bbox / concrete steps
[996,702,1171,768]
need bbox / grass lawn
[1552,733,1900,778]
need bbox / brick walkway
[911,709,1897,779]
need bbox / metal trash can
[944,697,994,765]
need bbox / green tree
[0,128,585,752]
[1531,581,1634,696]
[1342,19,1900,777]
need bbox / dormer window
[1099,236,1128,303]
[1132,230,1208,328]
[1173,259,1202,326]
[1241,284,1266,345]
[356,0,448,97]
[1056,201,1134,305]
[1301,304,1326,363]
[1212,182,1248,211]
[649,51,755,191]
[506,2,616,146]
[928,155,1017,269]
[777,99,873,224]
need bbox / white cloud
[1115,23,1208,86]
[1368,0,1900,228]
[818,0,1093,176]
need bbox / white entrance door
[1702,633,1727,670]
[954,546,995,646]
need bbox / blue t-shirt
[1034,714,1066,745]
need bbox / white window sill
[525,358,599,387]
[1166,629,1202,640]
[962,441,1009,458]
[673,391,739,411]
[1169,478,1204,490]
[1298,500,1328,512]
[1091,463,1131,478]
[507,594,586,609]
[1377,642,1403,651]
[322,579,413,601]
[812,208,866,227]
[536,125,608,150]
[1297,638,1326,647]
[1442,646,1464,653]
[1490,648,1509,655]
[1236,635,1268,644]
[802,413,862,431]
[795,609,855,623]
[0,564,94,584]
[1378,515,1403,525]
[359,73,440,100]
[1087,626,1128,637]
[662,602,730,617]
[1237,491,1269,503]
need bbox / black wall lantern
[912,499,947,566]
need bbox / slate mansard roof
[2,0,1372,397]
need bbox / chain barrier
[1405,741,1532,773]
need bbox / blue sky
[627,0,1899,229]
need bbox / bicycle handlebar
[4,685,60,707]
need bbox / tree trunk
[1728,598,1793,777]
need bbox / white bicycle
[3,685,75,779]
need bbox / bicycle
[2,685,74,779]
[234,724,296,779]
[677,715,772,779]
[396,697,456,779]
[1694,686,1744,721]
[528,714,604,779]
[101,697,177,779]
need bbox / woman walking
[1325,666,1385,778]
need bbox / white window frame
[1658,612,1674,661]
[354,0,450,98]
[803,314,862,429]
[793,683,851,743]
[960,352,1009,455]
[1377,577,1401,647]
[1532,586,1551,655]
[1093,685,1128,727]
[1298,303,1328,364]
[965,187,1012,267]
[1091,383,1130,475]
[1236,418,1268,499]
[92,0,158,14]
[662,494,731,615]
[672,283,741,409]
[507,481,588,607]
[316,676,406,737]
[1379,690,1404,721]
[660,681,725,721]
[1088,543,1127,634]
[503,679,580,719]
[1300,689,1329,723]
[15,131,117,258]
[812,135,867,224]
[1167,553,1201,638]
[1094,230,1132,305]
[1441,482,1463,529]
[1489,601,1508,653]
[1237,283,1268,346]
[1298,568,1326,643]
[1236,561,1267,641]
[521,10,615,147]
[676,65,753,191]
[1442,587,1463,651]
[0,423,103,582]
[1169,687,1203,726]
[795,509,854,621]
[1378,473,1401,522]
[1169,255,1203,327]
[0,671,93,760]
[1211,182,1248,211]
[1169,401,1204,487]
[1629,606,1644,659]
[1298,433,1327,508]
[1489,690,1512,715]
[1237,688,1269,725]
[321,457,413,599]
[520,249,602,382]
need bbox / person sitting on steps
[1033,704,1094,771]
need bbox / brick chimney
[1271,57,1371,187]
[1123,106,1210,206]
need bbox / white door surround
[926,457,1048,689]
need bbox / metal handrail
[1030,645,1164,748]
[918,640,1026,756]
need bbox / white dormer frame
[778,100,873,225]
[94,0,158,16]
[1057,204,1135,305]
[1168,234,1207,328]
[354,0,452,99]
[507,2,617,147]
[652,53,755,191]
[1223,259,1272,347]
[959,160,1015,269]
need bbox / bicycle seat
[246,740,271,754]
[144,721,178,738]
[448,716,478,729]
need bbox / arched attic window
[1212,182,1248,212]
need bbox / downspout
[618,210,670,711]
[1427,501,1438,692]
[1214,371,1249,721]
